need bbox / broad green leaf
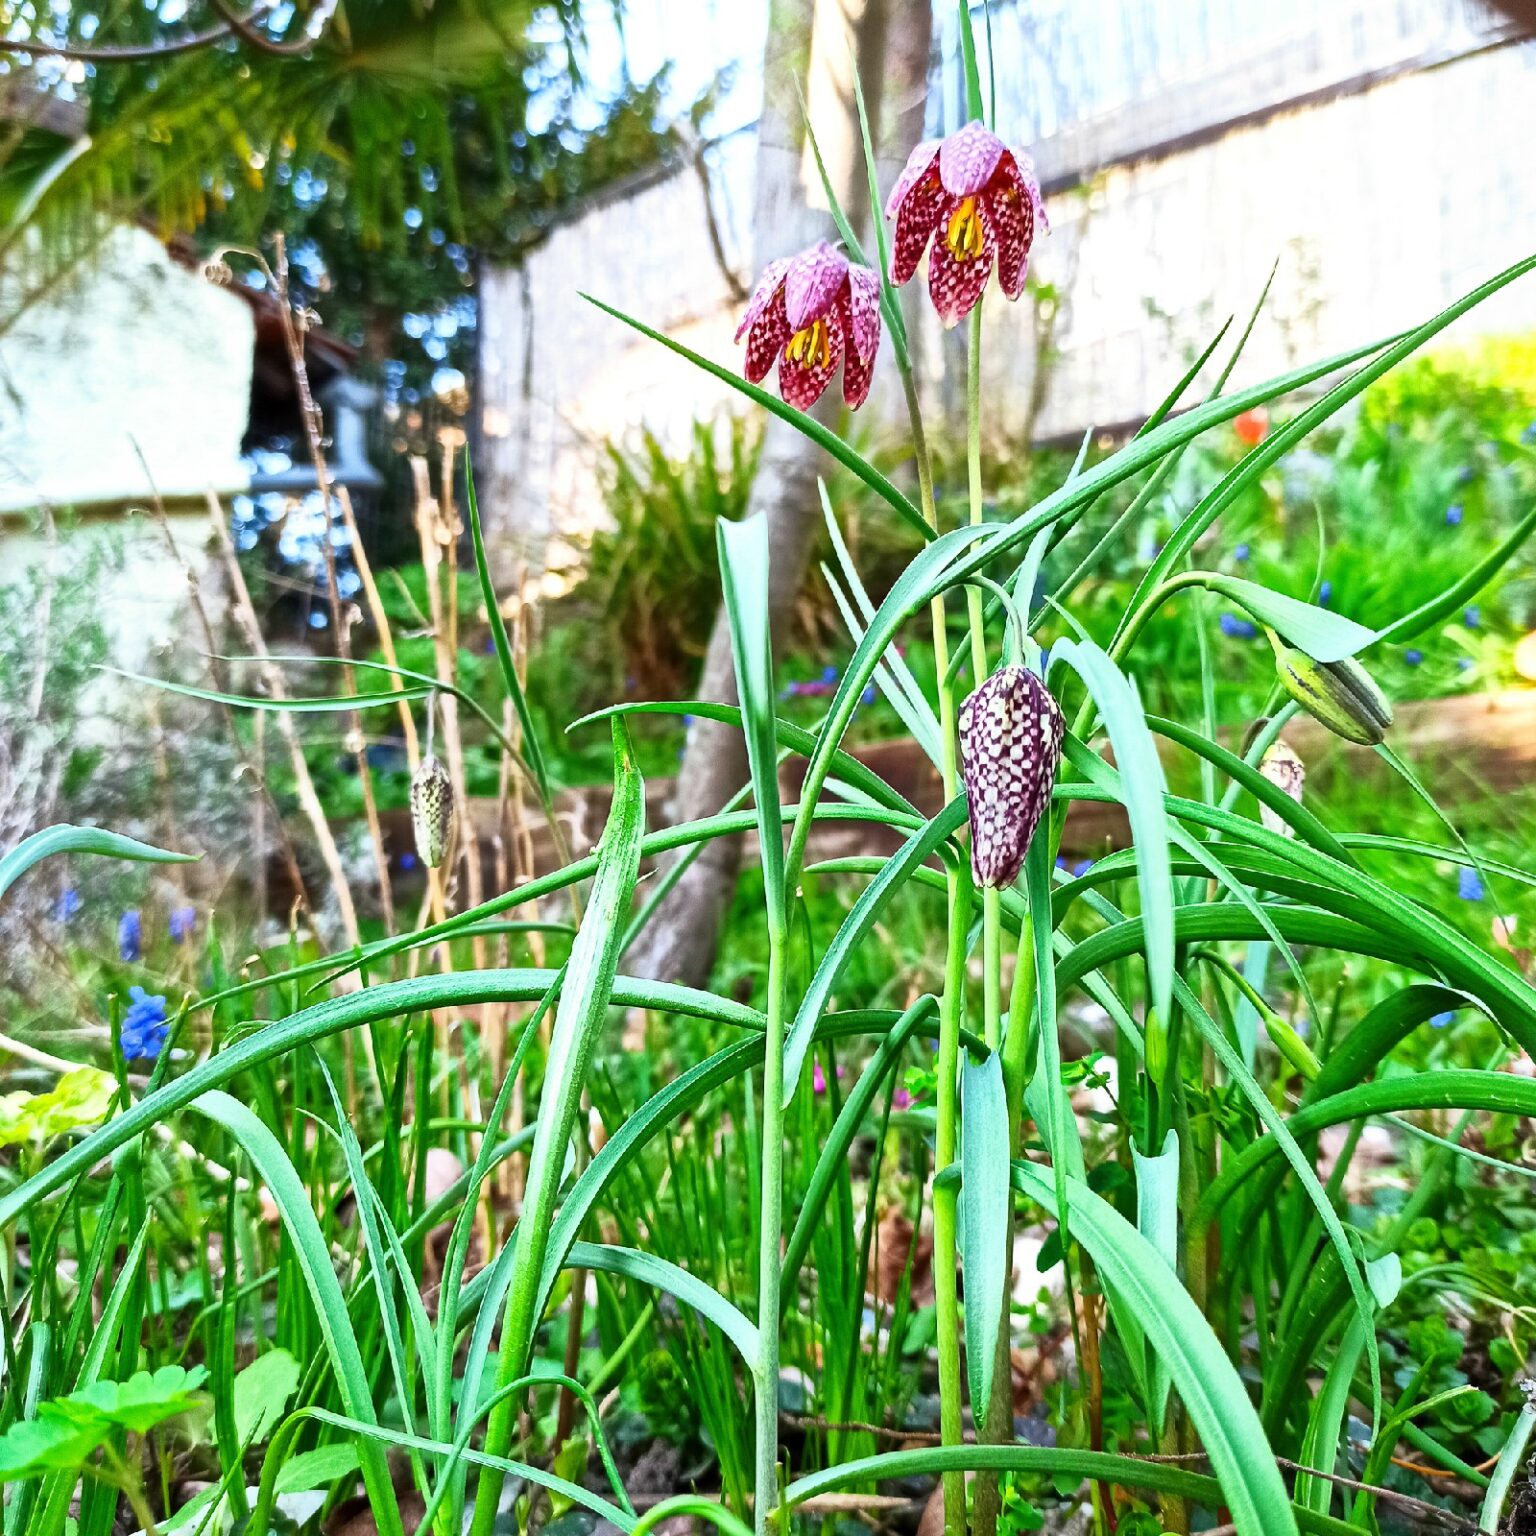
[786,1446,1351,1536]
[0,823,195,905]
[717,515,785,928]
[1010,1163,1297,1536]
[183,1094,403,1536]
[0,967,762,1231]
[103,670,433,714]
[960,1048,1010,1432]
[474,721,647,1518]
[583,293,932,544]
[1481,1399,1536,1533]
[0,1068,116,1148]
[466,457,552,806]
[566,1242,760,1372]
[784,797,968,1105]
[1130,1129,1179,1427]
[1198,575,1375,662]
[1119,251,1536,637]
[1052,644,1174,1031]
[0,1366,207,1481]
[275,1443,360,1495]
[232,1350,299,1445]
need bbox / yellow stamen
[785,318,831,370]
[945,195,985,262]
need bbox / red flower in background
[1234,407,1270,445]
[736,241,882,409]
[884,120,1046,327]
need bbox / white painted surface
[0,224,255,515]
[477,38,1536,558]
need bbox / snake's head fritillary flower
[958,664,1063,889]
[736,241,882,410]
[1258,739,1305,838]
[410,754,455,870]
[885,121,1046,327]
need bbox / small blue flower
[1233,542,1250,563]
[1458,867,1485,901]
[1430,1010,1455,1029]
[1456,657,1474,672]
[1055,855,1068,871]
[168,906,196,944]
[1072,859,1094,877]
[400,851,418,871]
[860,685,877,706]
[1404,648,1423,667]
[118,910,142,963]
[53,889,82,923]
[1219,613,1257,640]
[120,986,169,1060]
[1463,606,1480,629]
[1318,580,1333,606]
[821,665,839,684]
[681,714,695,728]
[1444,503,1463,526]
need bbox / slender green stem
[932,864,971,1536]
[754,937,787,1536]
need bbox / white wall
[476,36,1536,563]
[0,224,255,515]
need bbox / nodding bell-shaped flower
[736,241,882,409]
[410,754,455,869]
[958,664,1063,889]
[1258,738,1305,838]
[885,120,1046,327]
[1273,643,1393,746]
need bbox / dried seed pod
[1258,738,1305,838]
[1274,645,1393,746]
[410,754,454,869]
[958,663,1063,889]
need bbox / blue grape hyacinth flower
[118,909,142,962]
[1458,866,1485,902]
[1445,503,1463,526]
[168,906,196,945]
[53,889,82,923]
[120,986,169,1060]
[1219,613,1257,640]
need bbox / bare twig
[206,488,362,954]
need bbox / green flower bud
[1273,644,1393,746]
[1262,1009,1320,1081]
[1144,1007,1168,1085]
[410,754,455,869]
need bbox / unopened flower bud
[1273,644,1392,746]
[1262,1008,1320,1081]
[200,258,234,286]
[1144,1007,1168,1084]
[958,664,1063,889]
[410,754,454,869]
[1258,738,1305,837]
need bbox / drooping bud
[1258,738,1305,838]
[1273,644,1393,746]
[410,754,455,869]
[1261,1008,1321,1081]
[958,664,1063,889]
[1144,1007,1168,1085]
